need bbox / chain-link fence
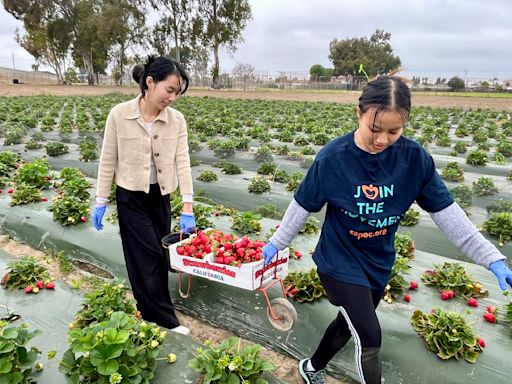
[1,65,511,94]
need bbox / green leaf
[1,328,18,339]
[0,356,13,374]
[98,359,119,375]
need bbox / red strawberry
[477,337,486,348]
[483,312,496,323]
[223,243,233,250]
[255,253,262,261]
[46,282,55,289]
[446,290,455,299]
[441,291,450,300]
[36,280,44,289]
[290,288,298,296]
[409,281,418,290]
[24,285,33,293]
[404,294,411,303]
[486,306,496,314]
[41,196,48,202]
[294,250,302,259]
[7,188,13,194]
[176,247,185,255]
[215,257,224,264]
[80,216,87,222]
[467,298,478,307]
[223,233,232,240]
[236,248,245,258]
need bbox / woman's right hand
[262,242,279,265]
[92,205,107,230]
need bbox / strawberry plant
[209,139,236,159]
[25,140,42,150]
[253,204,284,220]
[382,256,410,303]
[411,308,484,363]
[59,311,165,384]
[298,216,320,235]
[421,262,488,298]
[59,167,85,181]
[394,232,415,259]
[486,198,512,214]
[49,194,90,226]
[466,150,487,166]
[285,171,305,192]
[400,207,420,226]
[248,176,271,194]
[45,141,69,156]
[441,162,464,182]
[231,211,262,234]
[1,257,50,290]
[257,162,276,176]
[9,183,43,206]
[79,137,99,161]
[0,151,22,171]
[283,269,326,303]
[188,337,275,384]
[270,169,289,183]
[453,141,467,154]
[472,177,498,196]
[15,159,51,189]
[197,170,218,182]
[450,185,473,210]
[254,145,273,163]
[71,282,137,329]
[0,321,43,383]
[220,161,242,175]
[481,212,512,246]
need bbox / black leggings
[311,271,384,383]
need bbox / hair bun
[132,64,145,83]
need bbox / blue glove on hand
[92,205,106,231]
[262,242,279,265]
[179,213,196,234]
[489,260,512,290]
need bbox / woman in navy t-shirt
[262,76,512,384]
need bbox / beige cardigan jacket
[95,95,194,199]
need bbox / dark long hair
[132,56,189,96]
[358,76,411,128]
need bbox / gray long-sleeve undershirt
[269,199,505,269]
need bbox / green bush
[197,170,218,182]
[248,176,271,193]
[472,177,498,196]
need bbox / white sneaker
[171,325,190,335]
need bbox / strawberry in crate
[214,235,266,265]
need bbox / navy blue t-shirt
[294,131,454,289]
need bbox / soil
[3,83,505,384]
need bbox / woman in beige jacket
[92,56,195,335]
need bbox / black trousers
[116,184,180,329]
[310,271,384,383]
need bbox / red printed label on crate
[183,259,237,278]
[255,258,288,278]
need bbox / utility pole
[11,52,16,70]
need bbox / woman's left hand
[489,260,512,290]
[179,213,196,234]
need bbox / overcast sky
[1,0,511,80]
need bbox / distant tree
[64,67,79,83]
[447,76,465,92]
[309,64,324,78]
[194,0,252,87]
[480,81,489,89]
[232,62,255,78]
[328,29,400,77]
[149,0,194,63]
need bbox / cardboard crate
[169,237,289,291]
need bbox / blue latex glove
[262,242,278,265]
[92,205,106,231]
[489,260,512,290]
[179,213,196,234]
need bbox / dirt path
[1,83,511,111]
[0,235,342,384]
